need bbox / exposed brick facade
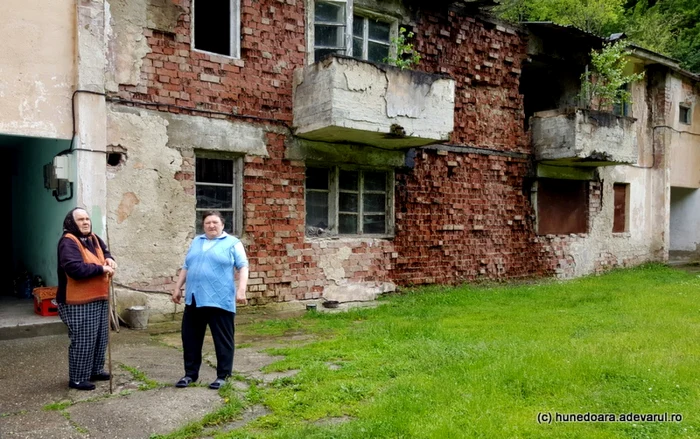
[393,149,549,284]
[108,1,660,304]
[116,0,304,122]
[414,11,528,152]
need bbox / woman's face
[203,215,224,239]
[73,209,92,235]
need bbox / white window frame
[194,152,244,236]
[306,0,398,64]
[352,12,393,63]
[191,0,241,59]
[305,165,395,237]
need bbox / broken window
[305,166,394,236]
[679,104,692,125]
[613,183,629,233]
[536,178,588,235]
[192,0,240,58]
[195,155,242,235]
[310,0,396,63]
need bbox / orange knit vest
[63,233,110,305]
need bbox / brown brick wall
[414,12,528,152]
[114,0,305,122]
[392,149,549,285]
[110,3,653,301]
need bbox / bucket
[125,306,149,330]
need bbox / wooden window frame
[307,0,398,64]
[305,165,395,237]
[194,152,243,236]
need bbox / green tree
[495,0,626,35]
[494,0,700,73]
[659,0,700,72]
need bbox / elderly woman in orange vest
[56,207,117,391]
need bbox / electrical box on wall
[44,155,73,197]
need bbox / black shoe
[90,371,111,381]
[69,381,96,391]
[176,376,196,388]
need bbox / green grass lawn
[183,264,700,438]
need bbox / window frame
[679,103,692,125]
[612,84,630,117]
[191,0,241,59]
[194,152,244,237]
[612,182,630,233]
[351,11,393,63]
[305,165,395,237]
[306,0,398,64]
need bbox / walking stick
[108,277,114,394]
[105,222,117,395]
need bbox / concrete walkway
[0,320,311,439]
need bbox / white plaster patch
[317,246,352,282]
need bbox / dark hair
[201,210,225,224]
[63,207,90,236]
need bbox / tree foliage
[579,42,646,110]
[495,0,700,73]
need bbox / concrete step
[0,296,66,341]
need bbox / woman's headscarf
[63,207,90,237]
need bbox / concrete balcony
[292,55,455,149]
[531,108,638,166]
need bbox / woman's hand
[106,258,117,269]
[102,265,115,276]
[171,287,183,304]
[235,290,247,305]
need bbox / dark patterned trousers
[58,300,109,383]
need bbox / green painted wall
[9,136,76,287]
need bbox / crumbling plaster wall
[0,0,75,138]
[537,167,663,279]
[668,75,700,257]
[106,104,269,320]
[535,67,668,278]
[669,76,700,189]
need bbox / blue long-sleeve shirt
[56,234,114,304]
[183,233,248,313]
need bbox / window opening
[352,15,390,63]
[306,166,391,236]
[536,179,589,235]
[195,156,241,235]
[314,1,347,61]
[613,183,629,233]
[679,104,692,125]
[193,0,240,58]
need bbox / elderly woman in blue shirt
[171,210,249,390]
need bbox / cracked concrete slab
[66,387,222,439]
[0,409,83,439]
[0,321,321,439]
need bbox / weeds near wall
[579,41,645,112]
[384,27,421,70]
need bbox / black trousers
[181,297,235,380]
